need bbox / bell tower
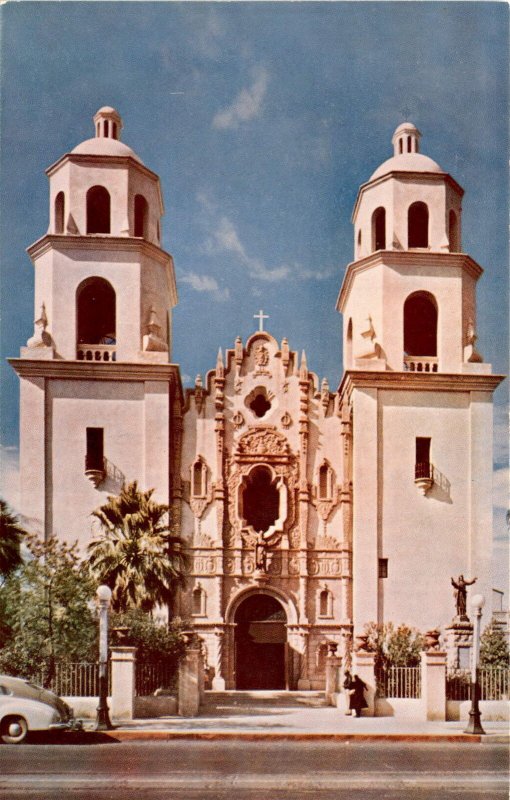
[337,123,503,633]
[10,108,181,548]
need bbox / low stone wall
[446,700,509,722]
[375,698,423,718]
[134,695,178,718]
[63,696,111,719]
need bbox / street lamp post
[95,584,113,731]
[464,593,486,735]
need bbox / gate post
[325,643,342,706]
[421,649,447,720]
[352,650,376,716]
[110,646,137,720]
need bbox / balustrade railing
[77,344,116,362]
[38,662,111,697]
[404,356,438,373]
[446,668,510,701]
[376,666,421,698]
[135,660,177,696]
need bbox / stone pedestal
[421,650,447,721]
[325,654,342,706]
[110,647,137,721]
[444,619,473,669]
[352,650,376,716]
[178,647,203,717]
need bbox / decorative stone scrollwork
[281,412,292,429]
[232,411,245,430]
[254,344,269,367]
[236,427,290,458]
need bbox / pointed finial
[195,374,203,387]
[299,350,308,379]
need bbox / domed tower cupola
[392,122,421,155]
[339,122,488,375]
[93,106,123,141]
[352,123,464,260]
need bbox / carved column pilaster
[171,380,183,533]
[298,355,310,623]
[211,627,226,690]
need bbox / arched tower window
[345,318,353,369]
[242,466,279,534]
[318,462,334,501]
[76,278,116,351]
[372,207,386,251]
[192,584,206,616]
[86,186,111,234]
[318,587,333,618]
[403,292,437,358]
[399,138,403,154]
[357,229,362,256]
[449,210,459,252]
[134,194,149,238]
[408,202,429,248]
[54,192,65,234]
[192,458,207,497]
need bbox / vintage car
[0,674,81,743]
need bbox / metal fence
[135,660,177,696]
[376,666,421,699]
[447,668,510,701]
[38,662,111,697]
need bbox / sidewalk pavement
[80,698,509,743]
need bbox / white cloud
[179,272,230,302]
[212,216,290,282]
[213,68,269,130]
[0,444,20,511]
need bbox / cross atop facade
[253,309,269,332]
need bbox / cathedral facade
[10,110,503,690]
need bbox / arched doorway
[234,594,287,690]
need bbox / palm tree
[0,499,25,583]
[86,482,187,614]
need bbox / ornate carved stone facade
[180,330,350,689]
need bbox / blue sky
[0,2,508,594]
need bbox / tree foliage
[0,534,97,685]
[111,609,187,662]
[362,622,424,668]
[86,481,188,614]
[0,499,25,583]
[480,621,510,667]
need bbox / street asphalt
[0,740,508,799]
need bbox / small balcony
[404,356,438,373]
[77,344,116,362]
[84,453,106,488]
[415,461,434,495]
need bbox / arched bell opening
[86,186,111,234]
[54,191,65,234]
[371,207,386,252]
[134,194,149,239]
[408,201,429,248]
[403,291,438,370]
[76,277,116,361]
[449,209,460,252]
[234,593,287,690]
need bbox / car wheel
[0,715,29,744]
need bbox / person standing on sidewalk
[348,674,368,718]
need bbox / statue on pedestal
[451,574,477,619]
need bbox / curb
[98,730,495,743]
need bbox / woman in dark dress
[348,674,368,717]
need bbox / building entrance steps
[202,690,329,714]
